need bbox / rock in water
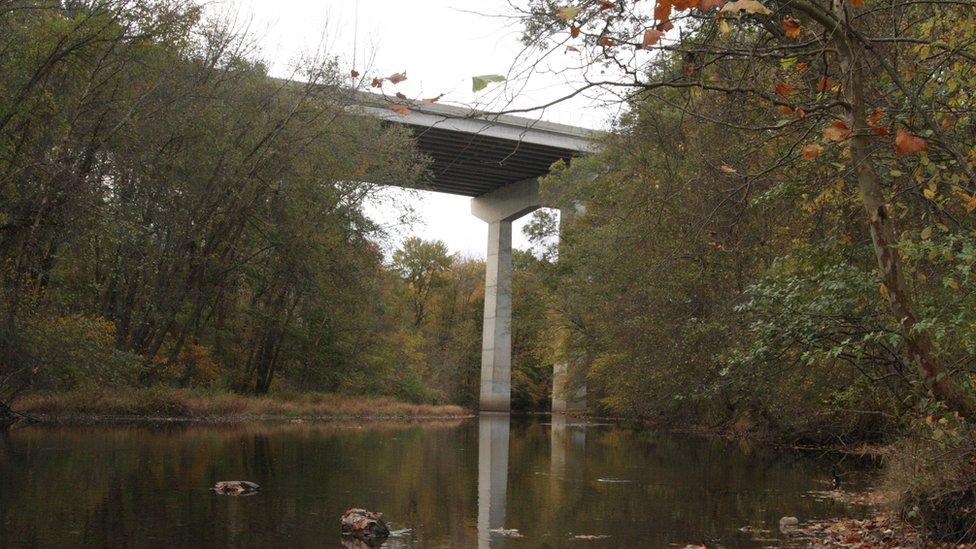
[779,516,800,533]
[340,508,390,543]
[212,481,260,495]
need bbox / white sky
[221,0,619,258]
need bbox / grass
[13,387,471,421]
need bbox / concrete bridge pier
[551,203,587,413]
[472,179,541,412]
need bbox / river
[0,414,862,547]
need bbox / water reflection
[0,418,866,547]
[477,413,510,548]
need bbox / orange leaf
[796,62,809,73]
[895,129,927,156]
[802,143,823,160]
[698,0,726,8]
[850,0,863,6]
[783,16,801,38]
[955,190,976,213]
[817,76,834,91]
[673,0,694,10]
[655,0,673,21]
[866,110,887,135]
[600,1,616,10]
[570,24,581,38]
[778,105,794,115]
[388,72,407,85]
[657,19,675,31]
[386,103,411,116]
[775,83,793,96]
[720,164,737,174]
[868,108,884,125]
[823,120,851,142]
[642,28,665,48]
[350,69,360,78]
[599,37,616,46]
[794,107,806,119]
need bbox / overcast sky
[223,0,617,258]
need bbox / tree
[0,0,426,397]
[392,238,454,327]
[514,0,976,418]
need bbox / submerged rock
[212,481,260,495]
[779,516,800,533]
[340,508,390,544]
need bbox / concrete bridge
[354,92,597,412]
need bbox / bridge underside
[358,92,595,412]
[409,125,578,196]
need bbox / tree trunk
[836,30,976,418]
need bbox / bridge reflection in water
[477,413,587,548]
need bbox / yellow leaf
[879,283,890,301]
[720,0,771,14]
[719,19,731,34]
[558,6,581,20]
[923,188,936,200]
[921,226,932,240]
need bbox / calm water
[0,415,861,547]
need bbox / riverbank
[10,388,472,424]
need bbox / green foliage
[0,0,425,400]
[471,74,506,92]
[733,245,903,438]
[22,314,142,392]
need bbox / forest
[1,0,975,543]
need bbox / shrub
[887,415,976,543]
[23,314,142,391]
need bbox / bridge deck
[353,92,599,197]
